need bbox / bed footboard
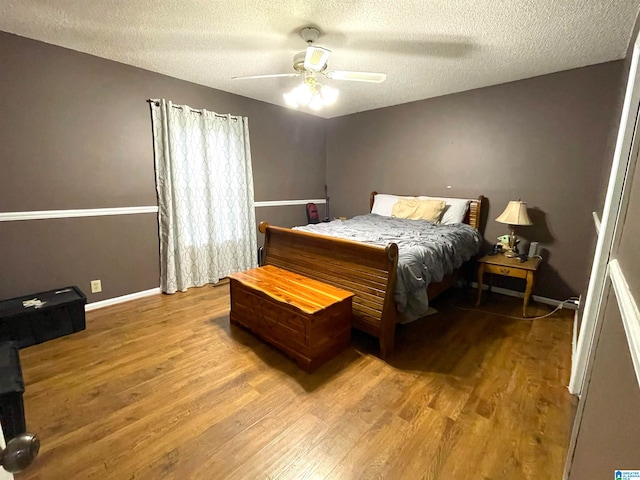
[258,222,399,358]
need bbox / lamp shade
[495,201,532,226]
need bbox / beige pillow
[392,198,446,222]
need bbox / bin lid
[0,286,86,319]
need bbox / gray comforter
[294,214,481,322]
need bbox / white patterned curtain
[150,99,257,294]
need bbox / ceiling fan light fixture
[234,26,386,112]
[283,79,339,111]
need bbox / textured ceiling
[1,1,639,118]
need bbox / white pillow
[371,194,402,216]
[419,197,470,224]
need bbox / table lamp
[495,200,532,257]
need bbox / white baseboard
[470,282,578,310]
[85,287,161,312]
[84,283,576,315]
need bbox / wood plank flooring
[15,285,576,480]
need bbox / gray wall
[0,32,326,302]
[326,62,625,299]
[0,30,627,304]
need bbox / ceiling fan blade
[304,46,331,72]
[324,70,387,83]
[232,73,301,80]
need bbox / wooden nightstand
[476,254,542,317]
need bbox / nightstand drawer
[483,263,528,279]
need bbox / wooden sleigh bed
[258,192,485,358]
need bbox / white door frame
[568,35,640,396]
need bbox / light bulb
[309,94,324,110]
[294,84,312,105]
[320,85,339,105]
[283,92,299,108]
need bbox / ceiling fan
[232,27,387,110]
[233,27,387,83]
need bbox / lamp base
[504,227,519,257]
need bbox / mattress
[294,214,482,321]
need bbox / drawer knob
[500,268,510,274]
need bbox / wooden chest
[228,265,354,372]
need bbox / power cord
[449,296,580,320]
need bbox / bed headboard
[369,191,485,231]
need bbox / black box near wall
[0,287,87,348]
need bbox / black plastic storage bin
[0,341,26,442]
[0,286,87,348]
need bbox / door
[564,29,640,479]
[569,33,640,396]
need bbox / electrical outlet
[561,298,581,310]
[90,280,102,294]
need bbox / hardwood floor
[15,285,576,479]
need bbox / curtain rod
[146,99,237,120]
